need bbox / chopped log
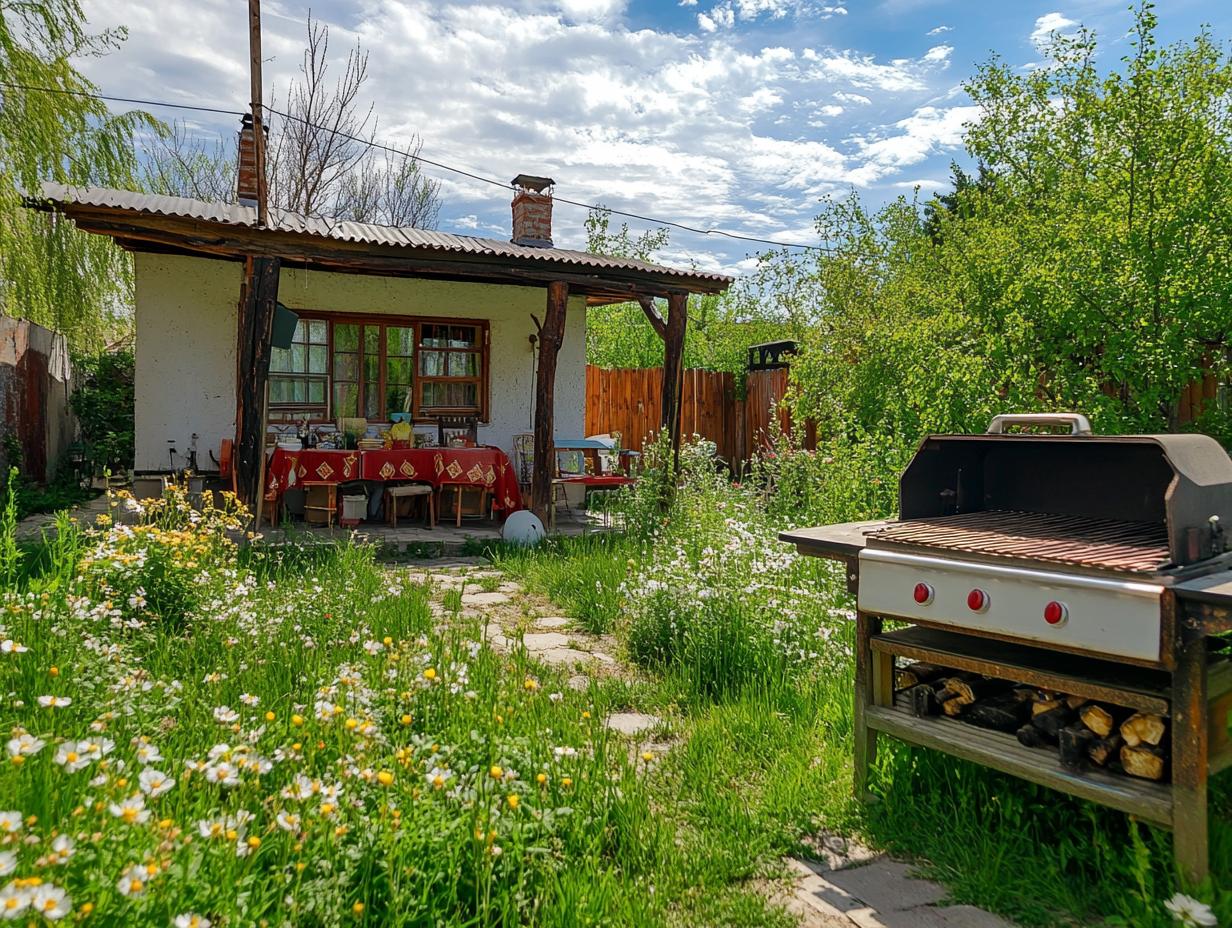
[1120,712,1167,748]
[943,675,1011,706]
[908,684,938,718]
[1078,703,1126,738]
[1059,725,1095,770]
[1032,698,1065,717]
[1087,733,1123,767]
[965,692,1033,733]
[1065,694,1089,710]
[1120,744,1167,781]
[1017,724,1049,749]
[940,696,967,718]
[896,662,946,691]
[1030,706,1075,744]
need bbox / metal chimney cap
[512,174,554,193]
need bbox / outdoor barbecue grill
[782,413,1232,883]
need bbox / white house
[31,121,730,513]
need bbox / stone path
[410,560,1017,928]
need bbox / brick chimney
[511,174,554,247]
[237,114,261,206]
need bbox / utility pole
[248,0,268,228]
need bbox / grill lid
[887,414,1232,569]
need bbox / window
[269,315,488,422]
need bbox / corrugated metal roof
[35,183,733,289]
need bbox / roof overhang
[28,185,733,306]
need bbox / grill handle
[986,413,1093,436]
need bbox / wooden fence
[585,365,810,467]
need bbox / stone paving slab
[824,860,947,911]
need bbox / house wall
[0,317,76,483]
[133,253,588,471]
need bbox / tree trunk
[662,292,687,473]
[531,281,569,523]
[235,256,280,505]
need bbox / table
[264,447,523,516]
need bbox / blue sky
[77,0,1232,277]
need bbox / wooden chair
[438,483,490,527]
[512,432,534,497]
[436,416,479,447]
[385,483,435,529]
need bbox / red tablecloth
[265,447,523,513]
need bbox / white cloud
[922,44,952,65]
[834,90,872,105]
[850,104,979,183]
[1031,12,1078,50]
[926,25,951,36]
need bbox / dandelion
[376,771,394,786]
[506,794,519,810]
[0,812,21,834]
[36,696,72,709]
[1164,894,1218,927]
[109,794,150,825]
[6,734,44,758]
[138,768,176,797]
[29,883,71,921]
[489,765,503,780]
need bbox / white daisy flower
[28,883,71,921]
[239,693,260,707]
[108,794,150,826]
[0,812,22,834]
[133,740,163,765]
[116,865,149,897]
[203,762,240,787]
[0,639,28,654]
[5,734,44,758]
[49,835,74,863]
[36,695,71,709]
[0,852,15,876]
[426,767,452,790]
[1165,893,1218,927]
[138,768,176,797]
[275,811,301,832]
[173,914,212,928]
[0,881,31,918]
[213,706,239,724]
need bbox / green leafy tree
[0,0,156,350]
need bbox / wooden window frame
[269,318,329,416]
[268,312,490,424]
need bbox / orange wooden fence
[585,365,810,467]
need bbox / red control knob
[1044,601,1068,626]
[912,582,934,605]
[967,589,989,612]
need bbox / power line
[3,79,851,255]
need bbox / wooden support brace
[636,295,667,339]
[235,255,280,505]
[662,292,688,468]
[1171,632,1209,886]
[531,280,569,523]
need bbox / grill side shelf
[872,626,1172,714]
[1175,570,1232,635]
[869,695,1174,826]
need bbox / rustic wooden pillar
[662,292,688,467]
[1171,629,1209,885]
[531,280,568,523]
[854,610,884,803]
[235,255,281,505]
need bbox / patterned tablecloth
[264,447,523,513]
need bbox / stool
[438,483,490,527]
[386,483,435,529]
[302,482,337,529]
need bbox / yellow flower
[506,794,519,810]
[352,902,365,916]
[399,714,412,726]
[489,765,503,780]
[49,666,59,677]
[247,836,261,849]
[291,715,304,727]
[641,752,654,762]
[535,773,547,786]
[81,902,94,915]
[423,668,436,681]
[344,718,359,731]
[523,677,539,691]
[561,777,573,788]
[382,636,393,647]
[264,711,276,722]
[581,711,591,720]
[376,771,394,786]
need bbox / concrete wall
[133,253,587,471]
[0,317,76,483]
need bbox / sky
[75,0,1232,277]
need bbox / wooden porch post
[531,280,569,523]
[662,292,688,467]
[235,256,281,505]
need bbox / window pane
[388,326,414,357]
[386,385,410,415]
[365,326,379,355]
[364,353,379,385]
[308,345,327,374]
[386,357,413,385]
[421,381,477,410]
[419,351,445,377]
[447,352,480,377]
[308,320,327,343]
[292,379,307,403]
[420,381,443,409]
[335,323,359,352]
[309,379,325,403]
[334,383,359,417]
[270,377,288,403]
[449,382,478,408]
[291,344,305,372]
[364,383,380,419]
[450,326,477,348]
[270,347,293,374]
[334,353,358,380]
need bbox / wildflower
[535,773,547,786]
[0,881,30,918]
[489,765,503,780]
[523,677,539,691]
[0,852,14,877]
[213,706,239,725]
[28,883,71,921]
[275,812,301,832]
[53,742,92,774]
[352,902,365,916]
[36,696,72,709]
[239,693,260,707]
[6,734,44,758]
[399,714,412,726]
[132,740,162,765]
[641,751,655,762]
[116,865,148,897]
[173,915,212,928]
[548,692,563,703]
[291,714,304,727]
[48,835,74,864]
[109,794,150,825]
[0,639,27,654]
[264,711,275,722]
[376,771,394,786]
[0,812,21,834]
[1164,894,1218,927]
[138,768,176,797]
[426,767,452,790]
[423,668,436,681]
[204,762,239,787]
[506,794,519,810]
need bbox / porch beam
[531,280,569,523]
[662,292,688,466]
[234,255,280,505]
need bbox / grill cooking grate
[870,510,1171,573]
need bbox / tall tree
[0,0,155,350]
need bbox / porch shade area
[29,183,733,518]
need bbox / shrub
[70,348,135,474]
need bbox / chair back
[512,433,534,489]
[436,416,478,447]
